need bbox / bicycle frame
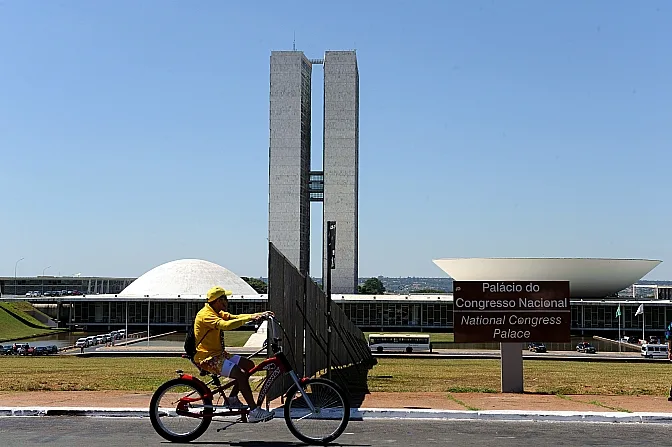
[175,316,316,418]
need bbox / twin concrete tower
[268,50,359,293]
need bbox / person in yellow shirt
[194,286,274,423]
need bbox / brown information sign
[453,281,571,343]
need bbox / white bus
[641,343,669,359]
[368,334,431,353]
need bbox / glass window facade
[70,300,268,328]
[338,301,452,329]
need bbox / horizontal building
[2,258,669,336]
[0,276,135,297]
[7,292,672,337]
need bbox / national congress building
[269,50,359,293]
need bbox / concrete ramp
[243,321,267,348]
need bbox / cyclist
[193,286,274,422]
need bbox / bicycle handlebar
[261,314,284,354]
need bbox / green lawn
[1,356,668,396]
[368,358,672,395]
[0,302,64,343]
[223,330,253,347]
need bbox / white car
[75,338,88,348]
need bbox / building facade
[10,293,672,337]
[269,49,359,292]
[0,276,135,297]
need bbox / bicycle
[149,315,350,444]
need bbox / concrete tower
[322,51,359,293]
[269,49,359,293]
[268,51,312,275]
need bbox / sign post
[325,221,336,380]
[453,280,571,393]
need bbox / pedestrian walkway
[0,391,672,423]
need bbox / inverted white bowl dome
[120,259,257,297]
[432,258,661,298]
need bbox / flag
[616,305,621,318]
[635,304,644,316]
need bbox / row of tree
[242,277,445,295]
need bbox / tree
[358,277,386,295]
[241,277,267,294]
[411,289,446,294]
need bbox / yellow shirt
[193,304,256,364]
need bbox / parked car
[528,342,547,353]
[13,343,30,355]
[33,346,49,356]
[576,342,597,353]
[47,345,58,354]
[1,345,13,355]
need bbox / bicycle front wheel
[284,377,350,445]
[149,377,213,443]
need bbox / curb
[347,408,672,424]
[2,407,672,424]
[0,408,149,418]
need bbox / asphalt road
[0,417,668,447]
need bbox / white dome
[120,259,258,297]
[432,258,661,298]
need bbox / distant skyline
[1,1,671,280]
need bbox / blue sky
[1,1,670,280]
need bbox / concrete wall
[323,51,359,293]
[269,51,312,274]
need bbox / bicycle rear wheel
[149,377,213,442]
[283,378,350,445]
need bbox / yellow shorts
[197,352,242,377]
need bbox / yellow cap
[206,286,232,302]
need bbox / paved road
[0,417,668,446]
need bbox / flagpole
[642,305,645,342]
[618,304,621,352]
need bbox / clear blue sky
[1,1,670,280]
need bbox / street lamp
[14,258,24,296]
[42,266,51,295]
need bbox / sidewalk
[2,391,672,423]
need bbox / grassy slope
[0,302,63,342]
[0,302,53,327]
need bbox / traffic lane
[0,417,668,447]
[62,342,123,355]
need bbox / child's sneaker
[247,407,274,423]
